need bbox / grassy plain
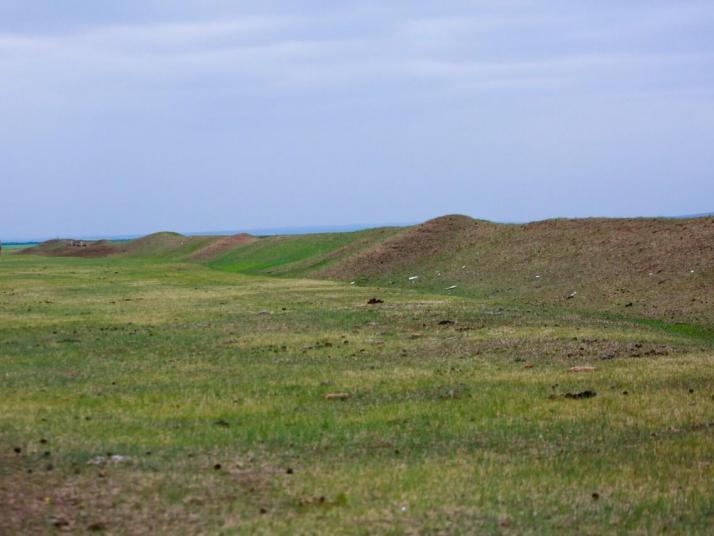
[1,252,713,534]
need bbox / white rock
[87,454,131,465]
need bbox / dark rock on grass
[367,298,384,304]
[87,522,106,532]
[298,493,348,508]
[214,419,230,427]
[13,447,21,454]
[51,517,70,529]
[564,390,597,400]
[213,463,222,470]
[438,320,455,325]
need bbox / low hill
[122,232,216,259]
[21,232,254,261]
[317,215,714,325]
[19,215,714,324]
[21,239,122,258]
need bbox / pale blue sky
[2,1,714,240]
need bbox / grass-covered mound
[318,215,714,325]
[21,239,121,258]
[18,215,714,324]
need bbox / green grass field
[2,251,713,534]
[207,227,400,278]
[2,244,34,251]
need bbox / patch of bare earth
[187,233,256,261]
[0,449,290,534]
[319,215,496,279]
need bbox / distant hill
[21,239,118,258]
[678,212,714,218]
[20,214,714,324]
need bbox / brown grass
[187,233,256,261]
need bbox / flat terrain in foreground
[1,254,713,534]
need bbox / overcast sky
[2,1,714,240]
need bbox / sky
[2,1,714,240]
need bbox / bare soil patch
[188,233,256,261]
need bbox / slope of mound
[319,216,714,325]
[20,239,71,256]
[122,232,215,259]
[187,234,256,262]
[122,232,186,256]
[21,239,122,258]
[317,215,496,279]
[208,227,401,277]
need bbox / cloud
[2,1,714,239]
[3,3,712,101]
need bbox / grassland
[2,243,714,534]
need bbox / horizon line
[3,212,712,244]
